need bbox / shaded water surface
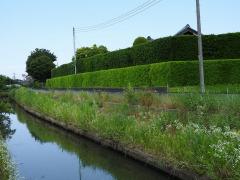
[7,106,174,180]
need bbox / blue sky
[0,0,239,79]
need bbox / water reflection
[0,101,15,140]
[7,106,174,180]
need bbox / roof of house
[175,24,198,36]
[147,36,154,42]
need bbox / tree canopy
[133,37,148,46]
[76,44,108,60]
[26,49,56,82]
[0,75,11,90]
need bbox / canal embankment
[11,87,240,180]
[7,106,171,180]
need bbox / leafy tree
[27,56,55,82]
[76,44,108,59]
[0,75,11,90]
[133,37,148,46]
[26,49,56,82]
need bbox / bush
[47,59,240,88]
[124,84,138,106]
[51,33,240,78]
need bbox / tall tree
[26,49,56,82]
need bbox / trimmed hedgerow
[48,65,151,88]
[77,48,133,74]
[155,59,240,87]
[47,59,240,88]
[51,62,75,78]
[51,33,240,78]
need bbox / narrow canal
[6,106,174,180]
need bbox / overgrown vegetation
[52,32,240,77]
[12,87,240,179]
[47,59,240,88]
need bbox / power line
[76,0,158,30]
[76,0,163,32]
[75,0,164,32]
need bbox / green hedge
[52,33,240,78]
[48,65,151,88]
[52,62,75,78]
[47,59,240,88]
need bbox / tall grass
[12,88,240,179]
[0,139,16,180]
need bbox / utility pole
[73,27,77,74]
[196,0,205,94]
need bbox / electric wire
[76,0,162,31]
[76,0,158,30]
[75,0,163,32]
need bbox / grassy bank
[12,88,240,179]
[15,106,168,180]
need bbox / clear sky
[0,0,239,79]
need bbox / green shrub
[51,33,240,78]
[47,59,240,88]
[138,90,154,110]
[124,84,138,106]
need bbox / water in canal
[6,106,174,180]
